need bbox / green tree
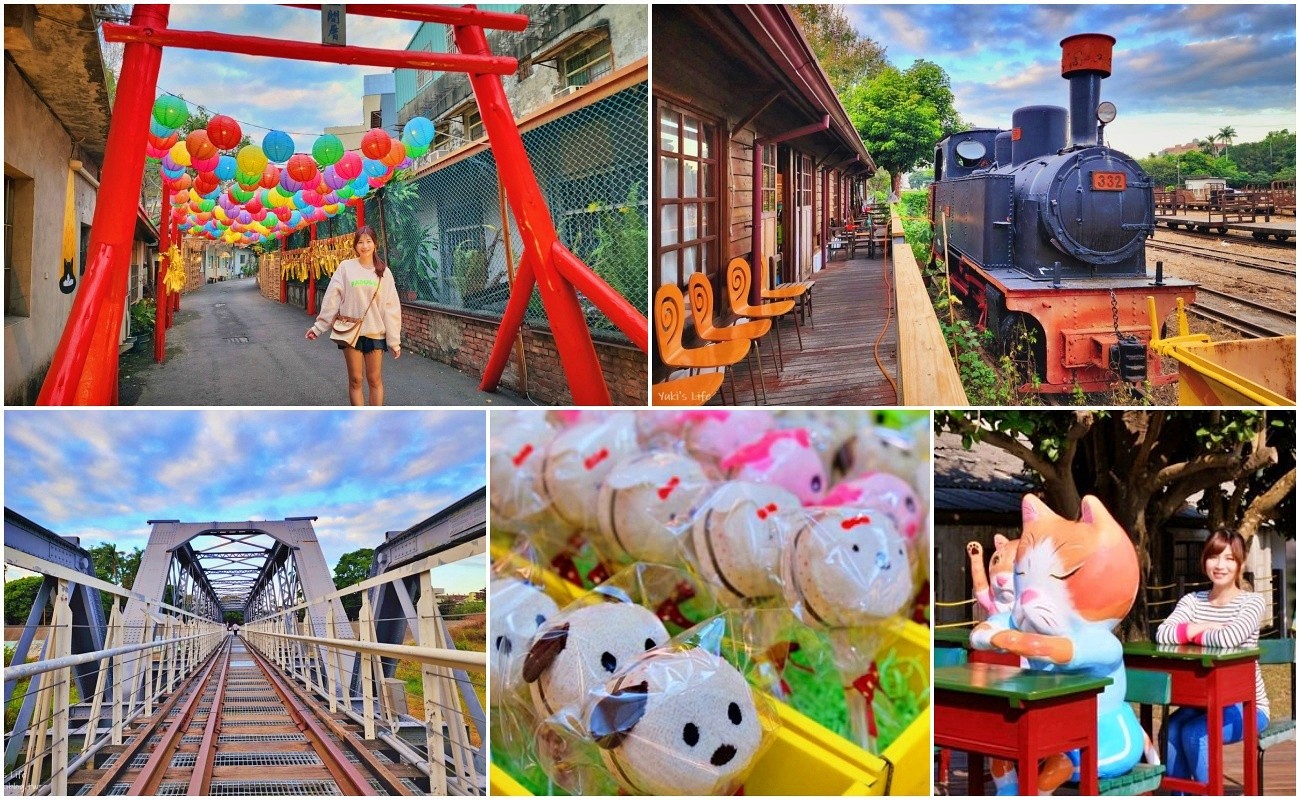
[4,577,47,626]
[791,4,886,94]
[1216,125,1237,153]
[936,410,1295,634]
[845,62,956,194]
[333,547,374,621]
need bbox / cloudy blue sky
[849,3,1296,158]
[4,410,487,593]
[139,4,425,152]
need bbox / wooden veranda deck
[937,738,1295,796]
[712,247,900,406]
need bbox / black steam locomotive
[929,33,1197,393]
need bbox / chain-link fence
[352,81,647,341]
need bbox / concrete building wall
[4,59,102,405]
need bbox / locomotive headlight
[1097,102,1118,124]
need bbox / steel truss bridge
[3,489,486,796]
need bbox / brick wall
[401,304,646,405]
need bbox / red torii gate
[37,3,647,406]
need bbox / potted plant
[129,298,156,351]
[453,239,489,302]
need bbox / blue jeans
[1164,703,1270,785]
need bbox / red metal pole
[154,197,168,363]
[307,223,317,315]
[101,22,517,75]
[37,4,168,405]
[478,249,538,393]
[551,242,647,352]
[283,4,529,31]
[454,22,610,405]
[353,198,365,230]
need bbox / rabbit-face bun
[597,452,710,565]
[489,413,556,524]
[784,508,913,628]
[589,648,763,796]
[537,416,640,532]
[690,481,799,606]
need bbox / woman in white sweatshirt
[306,226,402,405]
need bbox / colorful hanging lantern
[191,153,219,173]
[185,130,217,161]
[286,153,318,184]
[279,171,305,193]
[404,141,430,159]
[236,144,268,176]
[147,130,181,151]
[361,128,392,160]
[404,116,434,148]
[263,130,295,163]
[334,151,363,181]
[362,158,387,178]
[168,141,193,167]
[312,134,344,167]
[260,163,281,190]
[207,115,242,150]
[152,95,189,129]
[321,165,347,191]
[380,139,406,168]
[146,143,171,160]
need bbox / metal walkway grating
[217,733,308,743]
[213,752,323,767]
[209,779,341,795]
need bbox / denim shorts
[338,336,388,353]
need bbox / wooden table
[934,663,1111,795]
[1123,641,1261,796]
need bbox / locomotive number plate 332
[1091,171,1127,191]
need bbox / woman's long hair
[354,226,387,279]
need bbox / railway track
[1187,287,1295,339]
[68,636,423,796]
[1147,239,1297,277]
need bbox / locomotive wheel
[998,313,1048,387]
[1254,232,1270,241]
[1217,226,1228,234]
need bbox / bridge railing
[243,545,487,796]
[3,546,226,796]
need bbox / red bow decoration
[850,663,881,738]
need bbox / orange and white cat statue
[971,494,1147,793]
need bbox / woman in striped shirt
[1155,530,1270,787]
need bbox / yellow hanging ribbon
[163,243,186,293]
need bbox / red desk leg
[1207,687,1224,794]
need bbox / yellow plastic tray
[490,544,930,795]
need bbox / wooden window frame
[653,99,720,293]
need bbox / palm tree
[1196,137,1217,156]
[1216,125,1237,154]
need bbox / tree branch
[1238,467,1296,539]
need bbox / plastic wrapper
[687,480,802,608]
[583,616,778,795]
[489,576,560,707]
[773,410,867,477]
[839,417,929,484]
[500,565,722,795]
[719,428,828,505]
[781,506,914,752]
[488,411,558,530]
[534,415,641,533]
[593,451,713,566]
[679,410,776,474]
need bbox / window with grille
[761,145,777,213]
[655,101,718,292]
[798,155,813,208]
[5,173,30,318]
[562,37,612,89]
[370,110,382,129]
[465,109,484,141]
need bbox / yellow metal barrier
[1148,296,1296,406]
